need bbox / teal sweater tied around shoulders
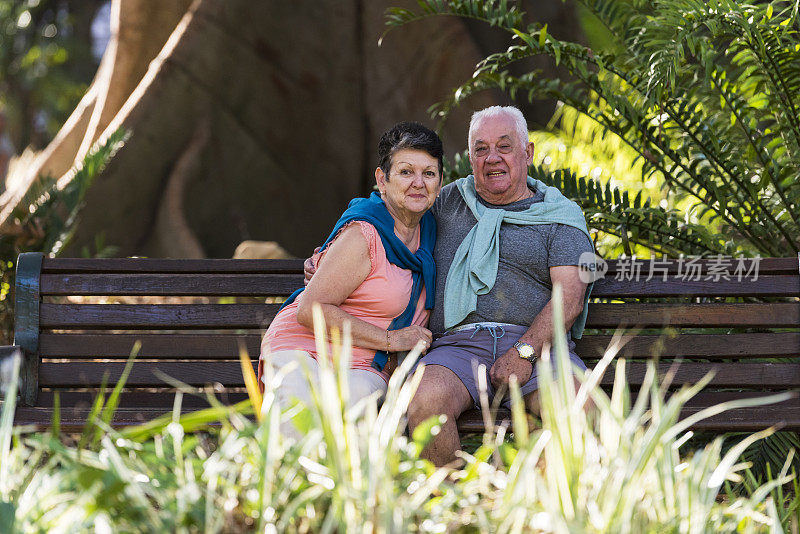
[281,192,436,372]
[443,175,594,339]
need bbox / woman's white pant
[260,350,387,440]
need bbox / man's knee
[408,365,472,423]
[523,375,584,415]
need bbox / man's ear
[375,167,386,193]
[525,142,535,164]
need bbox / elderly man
[408,105,593,466]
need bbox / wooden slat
[591,275,799,298]
[585,303,800,328]
[675,391,799,406]
[39,360,257,387]
[39,302,800,330]
[41,258,305,274]
[39,333,262,358]
[16,398,799,432]
[597,362,800,388]
[37,360,800,388]
[456,396,800,433]
[677,404,800,432]
[40,273,303,296]
[42,330,797,361]
[13,407,231,431]
[603,257,796,276]
[40,257,796,275]
[456,410,509,434]
[15,404,800,432]
[574,332,800,359]
[40,304,278,329]
[35,391,247,408]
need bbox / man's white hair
[468,105,529,154]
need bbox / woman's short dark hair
[378,122,443,179]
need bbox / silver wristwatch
[513,341,537,363]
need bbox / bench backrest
[11,253,800,430]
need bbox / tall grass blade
[239,341,263,421]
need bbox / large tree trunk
[1,0,582,259]
[0,0,192,232]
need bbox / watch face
[515,342,535,360]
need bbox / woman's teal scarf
[282,192,436,370]
[444,176,593,338]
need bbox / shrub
[0,301,796,531]
[386,0,800,258]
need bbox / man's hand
[303,247,321,286]
[489,348,533,390]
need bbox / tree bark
[0,0,192,232]
[76,0,194,162]
[153,120,209,258]
[3,0,584,259]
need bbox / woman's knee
[347,371,387,408]
[262,350,317,408]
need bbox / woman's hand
[388,326,432,353]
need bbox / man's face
[468,114,534,204]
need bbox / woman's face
[376,148,441,218]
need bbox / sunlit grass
[0,299,796,532]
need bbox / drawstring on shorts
[468,324,506,359]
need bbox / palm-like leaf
[385,0,800,256]
[0,128,127,259]
[532,165,731,256]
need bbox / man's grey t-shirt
[428,181,593,336]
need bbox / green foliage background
[397,0,800,259]
[0,0,102,149]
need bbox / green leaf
[512,28,538,50]
[411,414,447,450]
[0,501,15,533]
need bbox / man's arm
[488,265,587,389]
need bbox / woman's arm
[296,224,431,352]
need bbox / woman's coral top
[261,221,429,382]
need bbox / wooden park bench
[1,252,798,433]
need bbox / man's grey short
[414,323,587,409]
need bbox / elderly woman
[258,122,442,428]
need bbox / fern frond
[0,128,127,258]
[382,0,525,43]
[387,0,800,256]
[532,166,734,256]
